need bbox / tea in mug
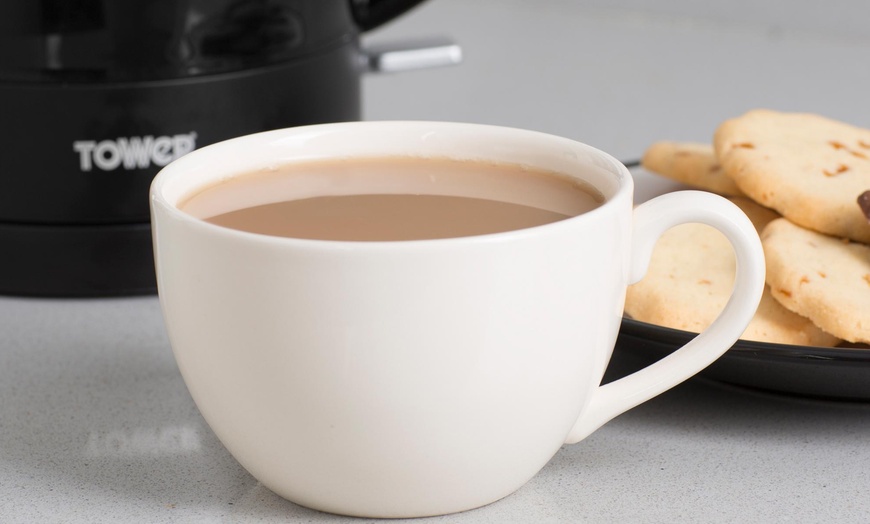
[179,157,603,241]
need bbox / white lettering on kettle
[73,132,198,171]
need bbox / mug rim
[149,121,634,249]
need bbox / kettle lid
[0,0,427,83]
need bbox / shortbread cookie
[714,109,870,243]
[626,198,841,346]
[642,141,744,197]
[762,218,870,344]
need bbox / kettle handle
[350,0,428,31]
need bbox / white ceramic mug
[150,122,765,518]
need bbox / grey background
[363,0,870,161]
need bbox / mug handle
[565,190,765,444]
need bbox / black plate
[614,317,870,401]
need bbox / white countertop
[4,1,870,522]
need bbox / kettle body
[0,0,429,296]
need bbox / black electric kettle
[0,0,459,297]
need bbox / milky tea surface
[180,157,603,241]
